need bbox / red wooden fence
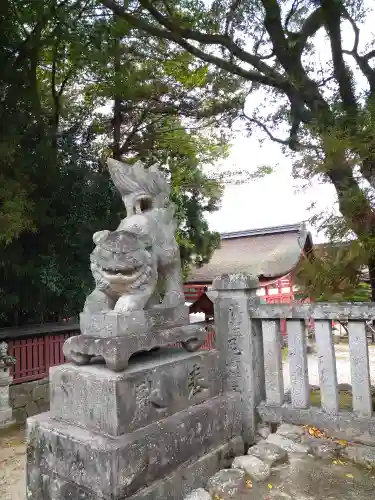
[1,320,216,385]
[8,332,77,384]
[0,323,80,385]
[183,284,208,303]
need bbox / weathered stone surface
[257,402,375,438]
[27,437,244,500]
[63,322,208,371]
[0,342,16,429]
[232,455,271,481]
[183,488,211,500]
[207,468,246,498]
[354,431,375,447]
[0,407,13,428]
[256,425,271,440]
[83,159,185,315]
[9,376,51,424]
[267,433,310,454]
[9,377,50,424]
[342,443,375,468]
[276,423,304,441]
[27,393,241,499]
[50,349,222,436]
[301,435,339,459]
[247,440,288,465]
[212,273,263,444]
[80,304,188,338]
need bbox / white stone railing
[252,303,375,418]
[212,273,375,441]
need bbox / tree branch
[260,1,329,120]
[341,7,375,91]
[319,0,358,119]
[291,8,324,57]
[243,112,311,151]
[100,0,295,95]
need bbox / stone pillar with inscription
[26,160,243,500]
[212,273,265,445]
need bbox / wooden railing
[253,303,375,431]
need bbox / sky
[205,1,374,245]
[206,134,335,243]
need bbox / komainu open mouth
[102,263,143,277]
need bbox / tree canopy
[98,0,375,298]
[0,0,241,326]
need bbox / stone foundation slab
[27,436,244,500]
[27,392,241,499]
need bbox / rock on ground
[256,425,271,441]
[183,487,211,500]
[207,468,246,498]
[276,423,305,441]
[247,440,288,465]
[301,435,339,459]
[232,455,270,482]
[267,433,310,455]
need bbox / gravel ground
[0,426,26,500]
[283,343,375,389]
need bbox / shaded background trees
[0,0,242,326]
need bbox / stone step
[247,439,288,465]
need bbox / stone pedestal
[0,341,16,430]
[27,348,243,499]
[0,368,15,429]
[63,306,208,371]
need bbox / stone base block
[27,437,244,500]
[63,323,208,371]
[27,392,241,499]
[50,349,222,436]
[80,304,189,338]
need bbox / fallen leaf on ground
[306,425,326,439]
[345,474,354,479]
[268,483,273,489]
[245,479,253,488]
[336,439,348,446]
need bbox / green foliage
[98,0,375,299]
[295,241,371,302]
[0,0,237,326]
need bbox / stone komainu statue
[84,159,185,313]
